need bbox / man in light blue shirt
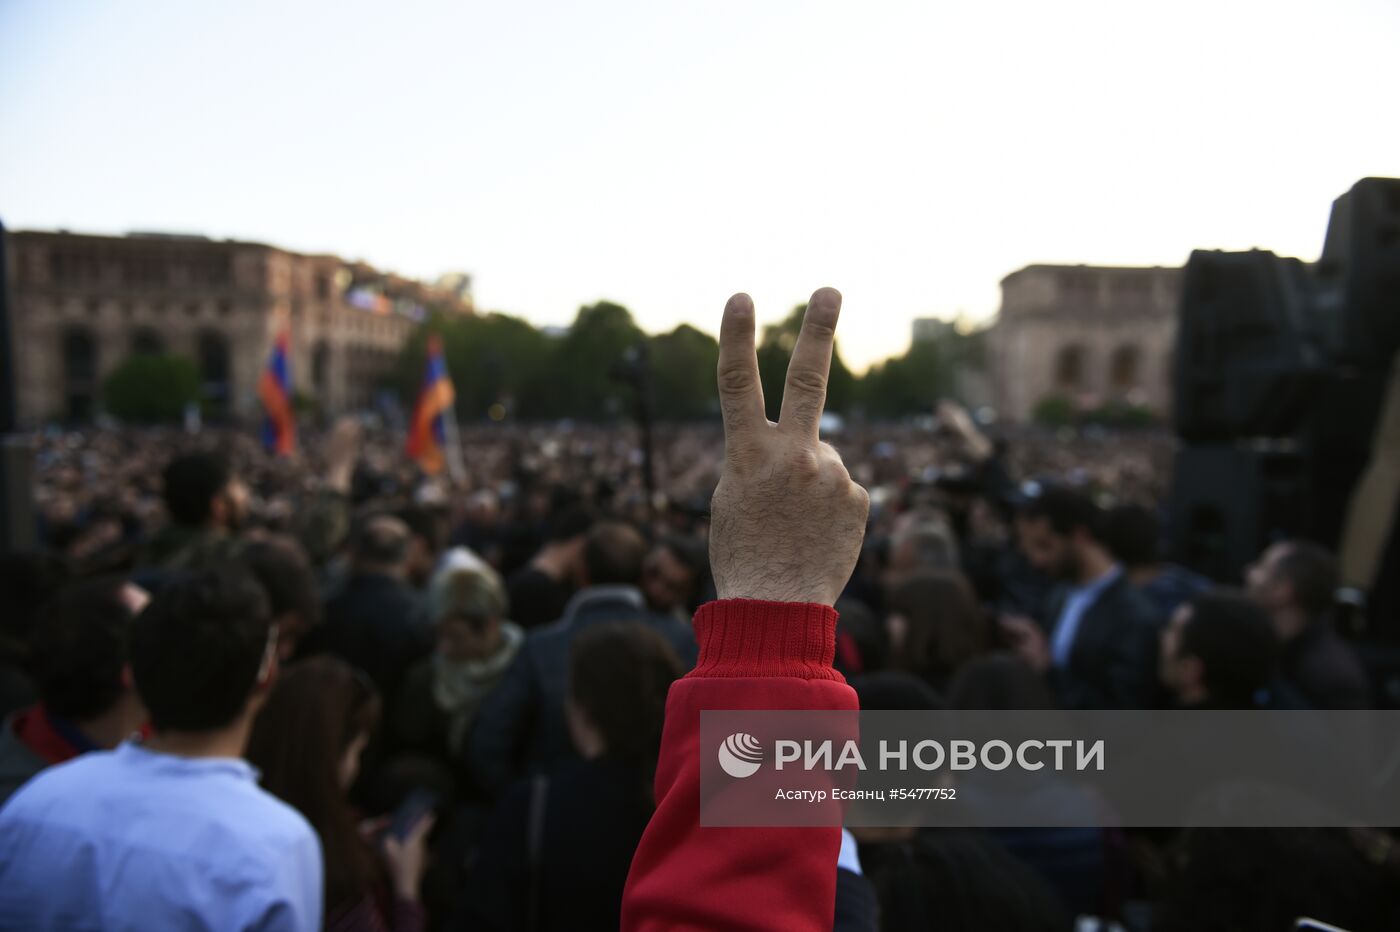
[0,568,323,931]
[1048,564,1124,669]
[1002,486,1160,708]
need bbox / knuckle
[850,484,871,509]
[786,367,827,397]
[803,319,837,342]
[717,365,756,397]
[817,443,851,477]
[786,447,821,479]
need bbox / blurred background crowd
[3,407,1398,931]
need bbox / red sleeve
[621,599,859,932]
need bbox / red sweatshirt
[621,599,859,931]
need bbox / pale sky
[2,0,1397,370]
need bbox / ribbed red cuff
[687,599,844,681]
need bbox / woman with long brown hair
[457,622,682,931]
[246,656,432,932]
[885,569,991,693]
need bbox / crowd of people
[1,316,1398,928]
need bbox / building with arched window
[5,231,474,424]
[990,264,1181,422]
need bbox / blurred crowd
[1,413,1397,931]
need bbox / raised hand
[708,287,870,606]
[323,416,362,494]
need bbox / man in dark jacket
[505,507,592,630]
[468,521,697,794]
[1103,503,1210,622]
[299,515,431,703]
[1159,589,1280,709]
[1000,486,1159,709]
[1247,540,1370,709]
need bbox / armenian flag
[258,329,296,456]
[406,335,460,477]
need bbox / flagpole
[441,388,466,487]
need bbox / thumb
[409,813,437,845]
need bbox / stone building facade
[5,231,472,424]
[990,264,1181,422]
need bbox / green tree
[398,302,644,422]
[1033,394,1076,427]
[858,340,949,417]
[546,301,645,419]
[104,354,201,423]
[398,311,554,420]
[392,302,994,423]
[756,304,856,419]
[649,324,720,419]
[1088,400,1157,428]
[854,322,990,419]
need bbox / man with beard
[138,419,361,576]
[1245,540,1370,709]
[1000,485,1160,708]
[138,452,251,573]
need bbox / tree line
[392,300,987,423]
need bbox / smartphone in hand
[389,788,440,841]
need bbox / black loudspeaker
[1172,249,1328,443]
[1318,177,1400,369]
[1167,445,1307,583]
[1303,370,1389,545]
[1169,372,1388,586]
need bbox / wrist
[715,583,836,606]
[324,471,353,494]
[392,877,421,902]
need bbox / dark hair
[0,551,71,648]
[1019,485,1102,540]
[1102,503,1161,568]
[948,652,1056,710]
[890,518,961,571]
[849,672,945,807]
[886,571,989,691]
[1273,540,1338,617]
[851,671,944,711]
[129,567,271,732]
[352,515,411,567]
[1177,590,1279,707]
[162,452,232,526]
[569,622,682,794]
[246,657,383,916]
[834,597,889,675]
[583,521,647,586]
[659,535,707,582]
[544,506,594,544]
[1158,828,1400,932]
[396,505,447,552]
[862,829,1070,932]
[240,536,320,627]
[29,577,136,720]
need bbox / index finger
[716,292,767,445]
[779,287,842,438]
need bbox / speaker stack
[1168,178,1400,641]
